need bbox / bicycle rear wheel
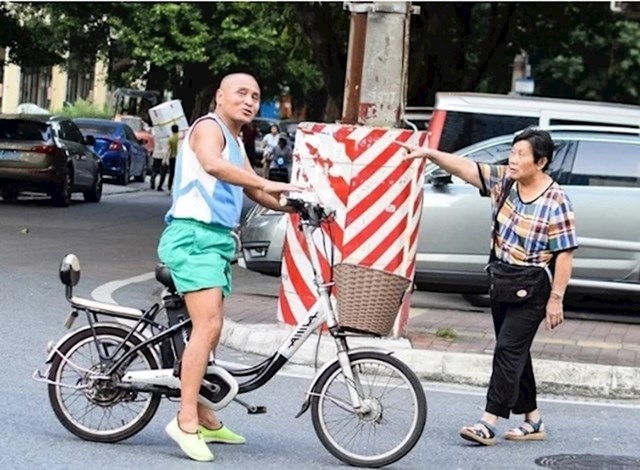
[310,351,427,468]
[47,325,161,443]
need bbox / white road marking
[90,271,155,329]
[91,272,155,304]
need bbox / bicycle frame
[39,206,371,413]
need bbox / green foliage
[8,2,640,119]
[52,99,114,119]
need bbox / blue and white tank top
[165,113,245,228]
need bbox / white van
[425,92,640,151]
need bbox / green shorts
[157,218,236,296]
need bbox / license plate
[0,150,18,161]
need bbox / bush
[53,99,114,119]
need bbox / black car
[0,114,103,206]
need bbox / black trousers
[158,159,176,190]
[485,278,550,419]
[150,159,163,189]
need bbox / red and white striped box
[277,123,427,337]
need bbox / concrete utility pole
[342,2,419,128]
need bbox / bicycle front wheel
[310,351,427,468]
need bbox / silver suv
[239,127,640,304]
[416,126,640,304]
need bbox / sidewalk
[221,292,640,399]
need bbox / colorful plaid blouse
[477,164,578,268]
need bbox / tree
[7,2,640,121]
[2,2,325,121]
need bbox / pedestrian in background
[158,124,179,191]
[149,138,164,190]
[401,127,577,446]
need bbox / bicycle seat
[155,264,177,292]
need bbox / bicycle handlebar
[279,195,334,225]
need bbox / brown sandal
[504,419,546,441]
[459,420,497,446]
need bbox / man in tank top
[158,73,303,462]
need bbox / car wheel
[462,293,491,308]
[83,171,103,203]
[0,187,19,202]
[118,163,130,185]
[52,167,73,207]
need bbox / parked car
[0,114,103,206]
[74,118,148,185]
[118,115,155,160]
[239,126,640,306]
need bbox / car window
[451,140,569,184]
[0,119,50,141]
[58,121,83,143]
[447,142,512,184]
[464,142,512,165]
[76,123,117,137]
[58,121,72,140]
[123,125,137,142]
[438,111,538,152]
[549,118,639,129]
[569,141,640,188]
[64,121,85,143]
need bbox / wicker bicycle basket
[333,263,411,336]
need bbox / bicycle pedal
[233,396,267,414]
[248,405,267,415]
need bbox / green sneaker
[165,416,214,462]
[198,423,246,444]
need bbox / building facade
[0,47,110,114]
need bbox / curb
[220,319,640,399]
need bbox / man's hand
[262,180,306,195]
[397,141,433,161]
[545,297,564,330]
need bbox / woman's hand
[397,141,433,161]
[545,297,564,330]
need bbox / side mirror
[84,135,96,146]
[59,254,81,287]
[428,168,452,186]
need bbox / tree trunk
[290,3,347,122]
[175,63,214,123]
[140,64,167,118]
[460,3,516,91]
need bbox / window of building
[20,66,52,109]
[0,48,5,111]
[66,58,95,105]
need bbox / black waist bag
[487,260,548,304]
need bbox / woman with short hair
[401,127,578,446]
